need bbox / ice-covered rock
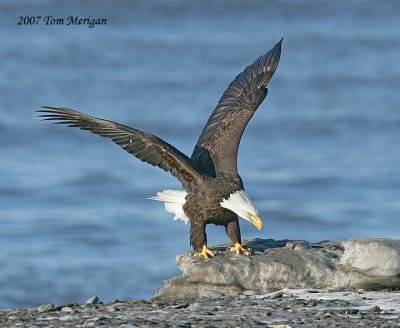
[154,238,400,301]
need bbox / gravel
[1,290,400,327]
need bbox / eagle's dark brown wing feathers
[38,107,202,191]
[191,39,282,177]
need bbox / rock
[105,306,118,312]
[86,296,99,305]
[242,289,257,296]
[61,306,73,313]
[268,291,284,299]
[37,304,54,312]
[285,240,311,250]
[91,316,106,322]
[340,239,400,280]
[198,288,225,299]
[154,276,241,302]
[347,309,359,314]
[368,305,381,314]
[154,238,400,301]
[172,301,190,309]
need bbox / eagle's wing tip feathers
[36,107,67,123]
[37,106,58,112]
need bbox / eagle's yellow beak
[248,214,263,230]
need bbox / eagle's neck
[220,189,259,220]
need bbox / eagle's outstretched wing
[38,107,202,191]
[191,39,282,177]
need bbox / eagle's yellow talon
[230,243,251,255]
[194,245,215,259]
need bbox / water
[1,0,399,309]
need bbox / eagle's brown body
[184,174,243,251]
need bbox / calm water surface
[0,0,399,308]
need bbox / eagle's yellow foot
[194,245,216,259]
[230,243,251,255]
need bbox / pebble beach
[2,290,400,328]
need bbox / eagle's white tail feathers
[149,190,189,224]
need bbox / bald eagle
[38,39,282,259]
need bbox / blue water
[1,0,399,309]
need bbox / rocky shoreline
[1,289,400,327]
[2,238,400,327]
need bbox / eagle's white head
[220,190,263,230]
